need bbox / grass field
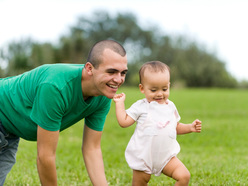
[4,87,248,185]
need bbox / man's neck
[81,68,96,100]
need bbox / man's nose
[113,73,124,83]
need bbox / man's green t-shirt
[0,64,111,141]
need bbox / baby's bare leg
[162,157,190,186]
[132,170,151,186]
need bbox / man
[0,40,128,185]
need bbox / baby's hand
[113,93,126,103]
[191,119,202,133]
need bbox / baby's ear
[139,84,144,93]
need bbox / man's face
[91,49,128,99]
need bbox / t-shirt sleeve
[171,101,181,122]
[30,84,65,131]
[126,100,143,121]
[85,97,111,131]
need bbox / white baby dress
[125,99,181,176]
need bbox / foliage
[238,80,248,89]
[5,87,248,185]
[0,38,56,76]
[0,67,4,78]
[0,11,239,87]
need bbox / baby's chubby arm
[113,93,135,128]
[177,119,202,134]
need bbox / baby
[113,61,202,185]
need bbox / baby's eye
[163,89,168,91]
[150,89,156,92]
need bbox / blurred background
[0,0,248,88]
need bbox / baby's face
[139,70,170,104]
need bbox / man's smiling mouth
[108,84,118,89]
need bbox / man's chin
[102,85,119,98]
[106,91,118,99]
[106,93,116,99]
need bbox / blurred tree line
[0,11,247,88]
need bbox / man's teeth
[109,85,118,88]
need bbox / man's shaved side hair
[87,40,126,68]
[139,61,170,84]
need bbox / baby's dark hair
[139,61,170,83]
[87,40,126,68]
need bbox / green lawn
[5,87,248,185]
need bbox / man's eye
[121,72,127,76]
[121,70,128,76]
[108,71,115,74]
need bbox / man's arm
[82,125,108,186]
[37,126,59,186]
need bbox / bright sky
[0,0,247,81]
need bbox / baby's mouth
[155,97,163,100]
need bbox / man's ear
[85,62,93,75]
[139,84,144,93]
